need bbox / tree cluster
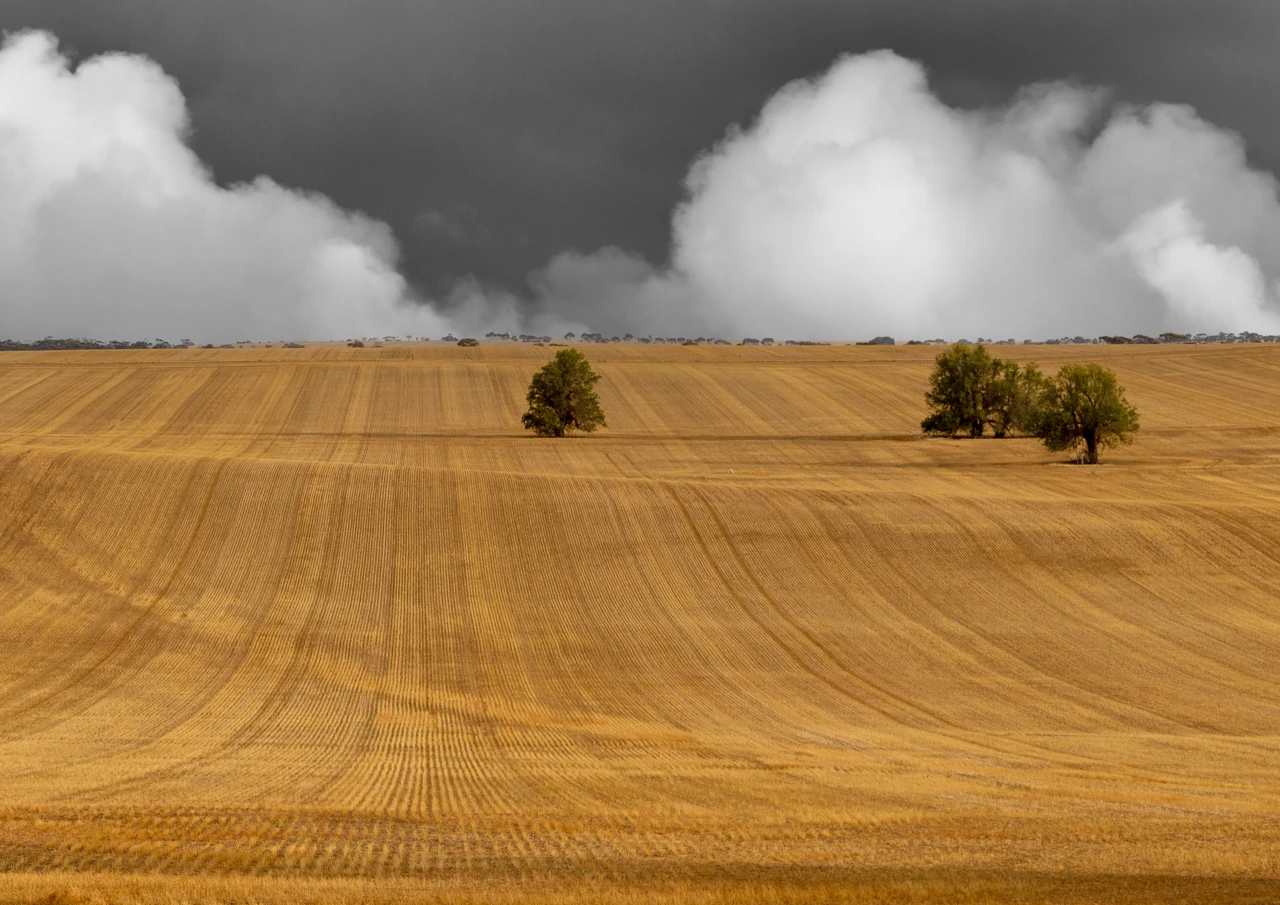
[920,344,1044,439]
[921,344,1139,463]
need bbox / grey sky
[3,0,1278,311]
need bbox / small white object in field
[728,468,734,474]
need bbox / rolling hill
[1,342,1278,903]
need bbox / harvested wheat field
[1,342,1279,904]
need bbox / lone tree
[921,344,1042,438]
[1031,363,1139,464]
[522,348,606,437]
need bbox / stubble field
[0,342,1278,904]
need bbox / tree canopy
[1030,363,1139,464]
[921,344,1042,438]
[920,345,1139,462]
[522,348,606,437]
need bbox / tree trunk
[1084,431,1098,464]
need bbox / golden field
[0,342,1278,904]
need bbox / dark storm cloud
[3,0,1279,308]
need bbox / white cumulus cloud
[6,34,1280,344]
[1116,202,1280,334]
[534,51,1280,339]
[0,30,450,343]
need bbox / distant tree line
[921,343,1139,464]
[1,338,152,351]
[0,338,211,351]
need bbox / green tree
[986,359,1046,439]
[921,344,995,437]
[921,344,1042,438]
[522,348,607,437]
[1031,363,1139,464]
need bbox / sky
[2,0,1280,341]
